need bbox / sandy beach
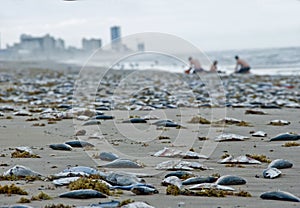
[0,62,299,208]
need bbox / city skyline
[0,0,299,51]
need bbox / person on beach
[234,56,251,73]
[210,60,218,72]
[185,57,205,74]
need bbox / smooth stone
[270,133,300,141]
[131,185,159,195]
[122,118,147,123]
[182,176,217,185]
[82,120,101,126]
[98,152,119,161]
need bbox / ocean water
[68,46,300,75]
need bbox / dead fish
[268,159,293,169]
[122,118,147,123]
[155,160,209,171]
[188,183,235,191]
[182,176,218,185]
[52,176,80,186]
[252,131,267,137]
[216,117,243,124]
[110,183,154,191]
[131,185,158,195]
[100,159,143,168]
[260,191,300,202]
[181,151,208,159]
[13,110,32,116]
[65,140,95,148]
[245,109,266,115]
[98,152,119,161]
[218,155,261,164]
[3,165,41,177]
[269,120,290,126]
[59,189,107,199]
[51,171,89,179]
[153,120,180,127]
[82,120,101,126]
[92,115,114,120]
[76,115,90,121]
[215,133,249,142]
[121,202,155,208]
[263,168,281,179]
[216,175,246,185]
[81,200,120,208]
[0,205,34,208]
[164,171,195,179]
[161,176,183,189]
[49,143,72,151]
[270,133,300,141]
[105,172,143,186]
[152,147,182,157]
[62,166,105,177]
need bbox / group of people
[185,55,251,74]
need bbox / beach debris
[3,165,41,177]
[82,120,101,126]
[65,140,94,148]
[245,109,266,115]
[270,133,300,141]
[252,131,267,137]
[76,115,90,121]
[31,191,52,200]
[155,160,210,171]
[98,152,119,161]
[121,202,155,208]
[164,171,195,179]
[11,146,40,158]
[214,133,249,142]
[218,155,261,164]
[49,143,72,151]
[100,159,143,168]
[131,185,158,195]
[188,183,235,191]
[122,118,147,123]
[245,154,271,163]
[188,115,211,124]
[268,159,293,169]
[269,119,290,126]
[260,191,300,202]
[215,117,244,125]
[75,129,86,136]
[182,176,218,185]
[105,172,143,186]
[161,176,183,189]
[215,175,246,185]
[52,177,80,186]
[263,168,281,179]
[59,189,107,199]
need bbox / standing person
[234,56,251,73]
[210,60,218,72]
[185,57,205,74]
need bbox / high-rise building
[110,26,121,51]
[82,38,102,51]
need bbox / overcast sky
[1,0,300,51]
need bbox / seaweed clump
[188,116,211,124]
[282,142,300,147]
[11,150,40,158]
[246,154,271,163]
[68,178,111,195]
[120,199,135,206]
[166,185,180,196]
[31,191,52,200]
[17,197,31,203]
[44,204,74,208]
[0,184,28,195]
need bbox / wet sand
[0,63,299,207]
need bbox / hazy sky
[1,0,300,51]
